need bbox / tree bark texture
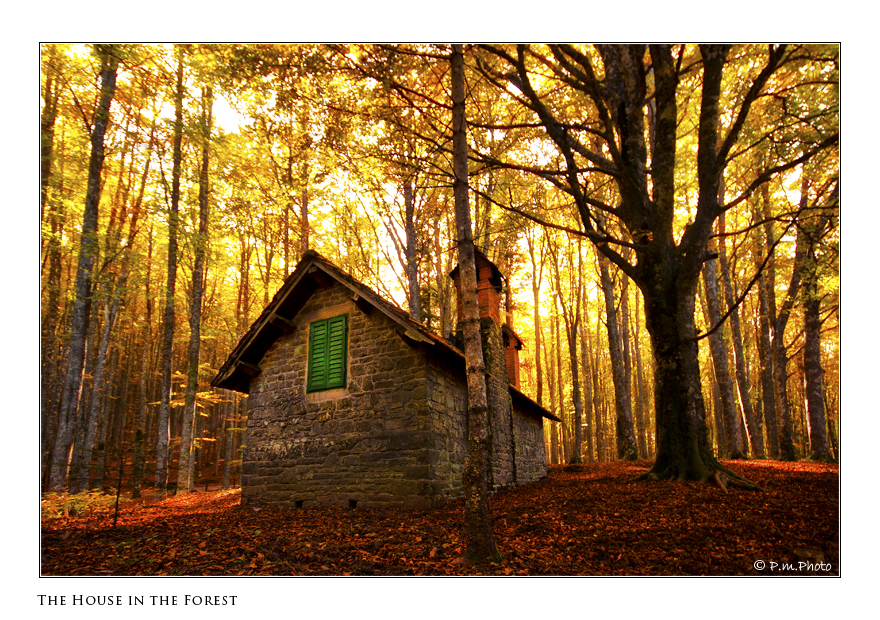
[155,46,185,494]
[526,229,544,407]
[599,255,638,460]
[701,254,745,458]
[799,206,834,461]
[717,214,763,457]
[771,183,811,462]
[179,86,213,492]
[48,46,118,492]
[451,44,500,563]
[404,174,421,321]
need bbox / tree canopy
[40,44,839,504]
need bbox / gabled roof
[211,250,559,422]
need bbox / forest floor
[41,460,839,576]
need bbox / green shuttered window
[307,314,348,392]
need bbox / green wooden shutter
[325,314,348,389]
[307,314,348,392]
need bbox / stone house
[212,249,558,509]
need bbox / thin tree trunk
[754,243,777,456]
[549,240,583,463]
[757,186,780,458]
[598,255,638,460]
[526,229,544,406]
[553,309,569,463]
[564,320,583,463]
[72,292,121,492]
[799,207,834,461]
[451,43,500,564]
[300,131,310,255]
[41,44,61,232]
[178,86,213,493]
[403,171,421,322]
[155,47,185,495]
[131,298,152,497]
[48,46,118,492]
[717,214,763,457]
[41,127,66,486]
[284,148,293,276]
[631,292,650,458]
[619,272,644,459]
[579,323,595,463]
[591,321,605,462]
[545,327,559,464]
[701,252,745,458]
[772,182,811,462]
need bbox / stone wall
[242,281,440,509]
[481,318,515,490]
[240,279,548,509]
[424,354,468,502]
[511,405,548,484]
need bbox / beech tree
[39,43,839,504]
[155,45,185,495]
[472,44,838,486]
[451,43,501,563]
[48,45,119,492]
[178,86,213,492]
[598,251,639,460]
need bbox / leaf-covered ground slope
[41,460,838,576]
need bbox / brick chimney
[502,326,523,391]
[449,248,504,326]
[449,248,522,391]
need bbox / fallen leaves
[41,460,838,576]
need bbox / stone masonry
[216,250,555,509]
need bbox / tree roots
[629,465,762,492]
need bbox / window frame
[306,313,349,393]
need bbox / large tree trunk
[451,43,500,563]
[178,86,213,493]
[475,43,834,485]
[48,46,118,492]
[632,45,758,488]
[639,273,754,487]
[155,46,185,495]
